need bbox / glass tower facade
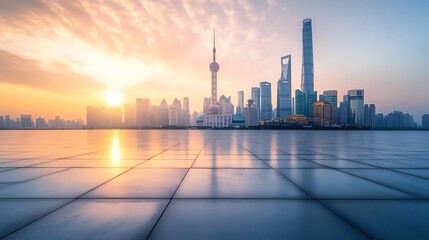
[319,90,338,108]
[348,89,365,126]
[260,81,272,120]
[301,18,314,93]
[251,87,261,119]
[277,55,292,118]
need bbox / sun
[106,92,123,106]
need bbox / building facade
[260,81,272,120]
[277,55,292,118]
[348,89,365,126]
[251,87,260,119]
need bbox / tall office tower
[182,97,190,126]
[422,114,429,129]
[296,18,317,118]
[20,114,33,129]
[159,99,169,126]
[35,117,47,129]
[364,104,376,128]
[244,99,259,126]
[277,55,292,118]
[124,103,136,127]
[348,89,364,126]
[203,97,211,114]
[237,91,244,114]
[4,115,10,129]
[301,18,314,93]
[219,95,234,115]
[312,101,335,126]
[260,81,272,120]
[169,98,182,126]
[339,95,350,125]
[319,90,338,108]
[0,116,4,129]
[209,29,220,105]
[251,87,261,119]
[136,98,150,127]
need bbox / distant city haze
[0,1,428,122]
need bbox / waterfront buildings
[87,106,122,128]
[319,90,338,108]
[295,18,317,118]
[364,104,376,128]
[237,91,244,114]
[423,114,429,129]
[348,89,365,126]
[260,81,272,120]
[312,101,336,126]
[277,55,292,118]
[243,99,259,126]
[251,87,261,119]
[136,98,150,127]
[123,103,136,127]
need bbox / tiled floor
[0,130,429,239]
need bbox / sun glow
[106,92,123,106]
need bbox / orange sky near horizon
[0,0,428,122]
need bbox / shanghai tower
[301,18,314,93]
[296,18,316,117]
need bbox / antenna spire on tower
[212,27,216,62]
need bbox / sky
[0,0,428,122]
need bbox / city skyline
[0,1,428,122]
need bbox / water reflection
[111,132,121,163]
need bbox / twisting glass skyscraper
[296,18,317,117]
[260,81,272,120]
[277,55,292,118]
[301,18,314,93]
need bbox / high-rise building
[35,117,47,129]
[295,90,317,117]
[203,97,211,114]
[124,103,136,127]
[260,81,272,120]
[0,116,4,129]
[209,29,219,105]
[348,89,365,126]
[319,90,338,108]
[169,98,182,126]
[183,97,190,126]
[159,99,169,126]
[20,114,33,129]
[251,87,260,119]
[301,18,314,93]
[237,91,244,114]
[422,114,429,129]
[4,115,10,129]
[296,18,317,118]
[312,101,336,126]
[339,95,350,125]
[277,55,292,118]
[364,104,376,128]
[244,99,259,126]
[136,98,150,127]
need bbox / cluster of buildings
[3,19,427,130]
[0,115,84,129]
[197,19,425,129]
[86,98,193,128]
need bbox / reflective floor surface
[1,130,429,239]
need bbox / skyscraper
[422,114,429,129]
[301,18,314,93]
[136,98,150,127]
[364,104,376,128]
[251,87,260,119]
[348,89,365,126]
[319,90,338,108]
[295,18,317,117]
[237,91,244,114]
[183,97,190,126]
[277,55,292,118]
[209,28,219,105]
[260,81,272,120]
[123,103,136,127]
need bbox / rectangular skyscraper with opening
[277,55,292,118]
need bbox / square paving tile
[6,199,169,240]
[149,199,367,239]
[174,169,308,198]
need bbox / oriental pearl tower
[209,28,219,105]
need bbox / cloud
[0,50,105,95]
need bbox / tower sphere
[210,62,219,72]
